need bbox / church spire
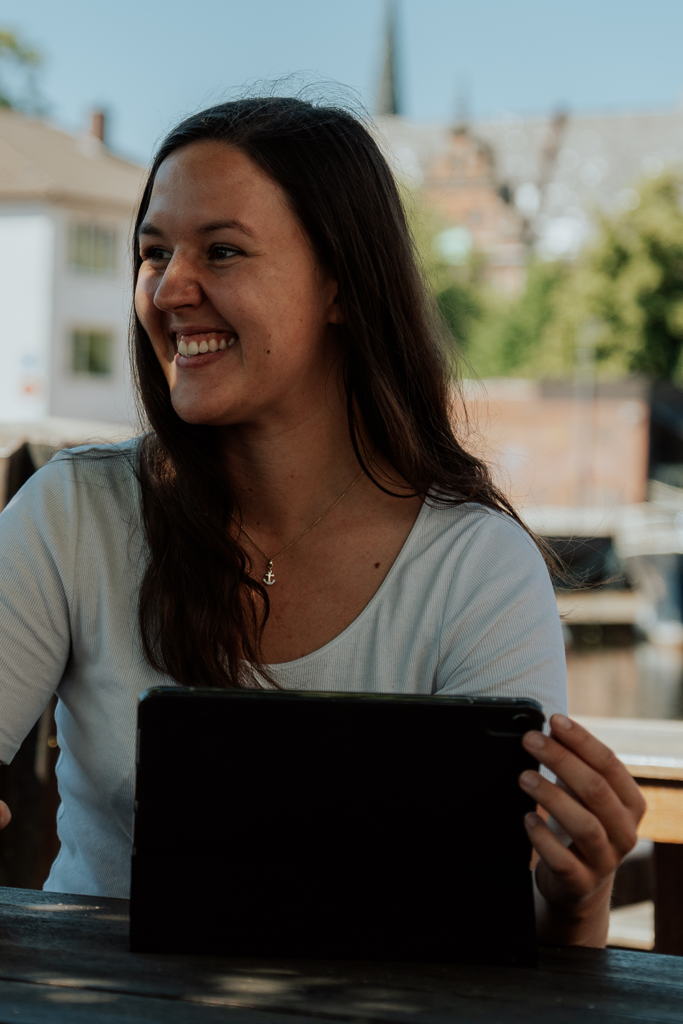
[377,0,401,116]
[453,77,470,133]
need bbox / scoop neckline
[266,495,431,670]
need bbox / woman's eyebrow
[198,219,256,238]
[138,221,162,237]
[137,219,256,239]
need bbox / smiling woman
[0,97,644,948]
[136,142,343,435]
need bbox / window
[70,330,114,377]
[69,223,116,273]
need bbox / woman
[0,97,643,944]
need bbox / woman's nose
[153,253,203,311]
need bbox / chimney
[90,109,106,144]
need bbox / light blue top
[0,441,567,898]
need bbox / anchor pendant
[263,561,276,586]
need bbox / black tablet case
[130,689,544,965]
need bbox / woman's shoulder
[43,436,142,494]
[0,438,144,582]
[419,498,543,565]
[389,499,553,625]
[52,435,142,473]
[4,436,143,523]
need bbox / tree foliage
[465,260,567,377]
[403,170,683,382]
[0,30,43,114]
[401,186,483,358]
[538,173,683,380]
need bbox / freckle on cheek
[374,562,380,569]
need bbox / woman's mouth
[176,331,238,357]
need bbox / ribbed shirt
[0,442,567,898]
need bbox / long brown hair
[131,97,532,688]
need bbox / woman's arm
[520,714,646,947]
[0,457,76,798]
[432,514,640,944]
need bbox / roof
[376,105,683,257]
[0,108,145,213]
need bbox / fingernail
[524,730,546,751]
[552,714,572,731]
[520,770,541,789]
[525,812,542,828]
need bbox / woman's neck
[223,397,364,546]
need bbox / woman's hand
[519,713,646,947]
[0,801,10,829]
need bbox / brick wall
[462,379,650,508]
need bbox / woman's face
[135,141,341,427]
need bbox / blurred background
[1,0,683,951]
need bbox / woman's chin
[171,397,235,427]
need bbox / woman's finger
[524,812,593,899]
[549,715,646,820]
[0,801,11,828]
[522,732,639,855]
[519,771,619,871]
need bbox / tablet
[130,689,544,965]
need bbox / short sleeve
[435,511,567,721]
[0,456,77,763]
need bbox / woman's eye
[210,244,240,261]
[142,246,172,263]
[139,243,240,265]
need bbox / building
[371,3,683,291]
[0,108,144,424]
[421,127,525,294]
[464,376,683,644]
[376,105,683,293]
[465,377,650,511]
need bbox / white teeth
[177,334,235,356]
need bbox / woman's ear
[328,289,343,325]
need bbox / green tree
[436,281,482,351]
[400,185,567,378]
[404,171,683,383]
[401,186,483,358]
[0,30,43,113]
[466,260,567,377]
[539,172,683,380]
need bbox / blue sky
[2,0,683,165]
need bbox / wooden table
[0,887,682,1024]
[576,716,683,956]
